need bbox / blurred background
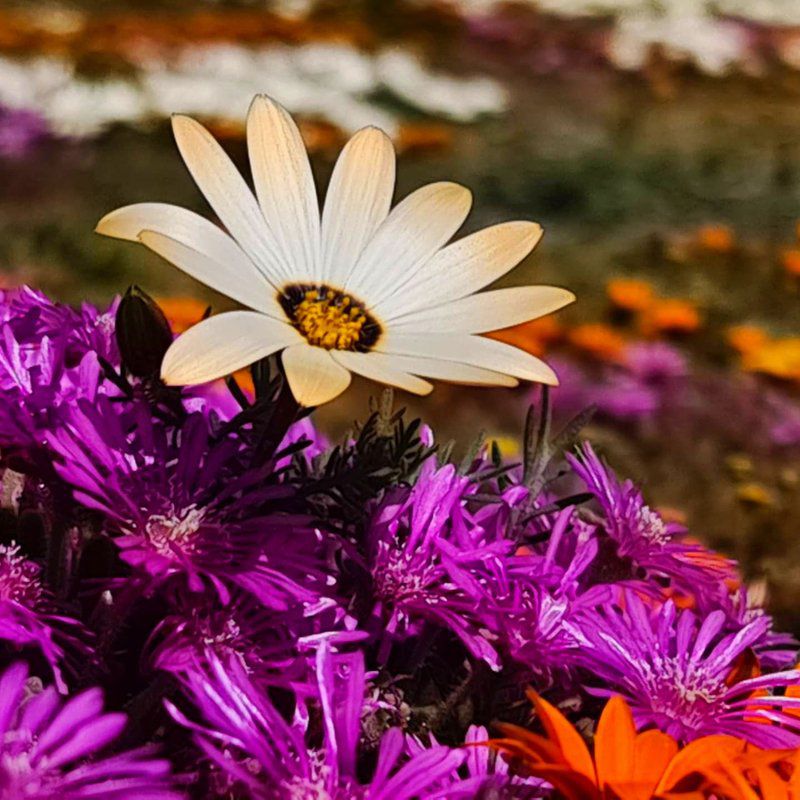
[1,0,800,626]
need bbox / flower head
[97,94,574,406]
[361,458,513,669]
[575,591,800,747]
[48,397,323,609]
[567,442,735,608]
[0,661,180,799]
[167,645,464,799]
[0,542,91,691]
[0,289,111,460]
[489,690,772,800]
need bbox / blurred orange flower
[567,323,626,361]
[781,248,800,277]
[696,223,735,254]
[638,299,701,336]
[487,691,782,799]
[488,316,563,357]
[606,278,655,313]
[396,123,453,155]
[741,337,800,382]
[298,120,346,154]
[156,296,207,334]
[726,325,770,356]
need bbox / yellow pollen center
[293,289,367,350]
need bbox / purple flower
[624,341,688,382]
[0,661,180,799]
[0,542,91,691]
[48,398,323,610]
[575,590,800,747]
[145,586,363,688]
[0,105,49,158]
[491,508,613,684]
[167,645,465,799]
[567,442,735,608]
[361,458,513,669]
[722,582,798,671]
[442,725,546,799]
[0,289,117,462]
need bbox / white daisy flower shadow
[97,94,574,407]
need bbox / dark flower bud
[116,285,173,378]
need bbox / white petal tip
[94,211,121,238]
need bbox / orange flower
[396,123,453,155]
[781,248,800,277]
[607,278,655,313]
[488,316,563,357]
[488,691,793,799]
[741,338,800,382]
[638,299,701,336]
[155,296,208,334]
[567,324,626,362]
[231,369,255,396]
[726,326,770,357]
[297,120,346,154]
[696,224,735,254]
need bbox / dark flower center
[279,284,381,351]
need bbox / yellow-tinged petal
[282,344,352,406]
[386,285,575,334]
[247,95,320,284]
[346,181,472,304]
[374,221,543,318]
[321,126,396,286]
[330,351,432,396]
[161,311,300,386]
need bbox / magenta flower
[575,590,800,747]
[0,105,49,158]
[0,542,91,691]
[167,645,464,799]
[436,725,546,799]
[145,586,363,688]
[362,458,513,669]
[491,508,613,684]
[0,661,180,799]
[567,442,735,608]
[48,398,323,609]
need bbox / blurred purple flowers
[0,105,49,159]
[0,285,799,797]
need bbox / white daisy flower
[96,94,574,406]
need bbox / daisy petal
[346,182,472,304]
[138,231,281,318]
[161,311,300,385]
[96,201,273,283]
[388,286,575,333]
[379,332,559,384]
[171,114,290,286]
[375,221,543,317]
[282,344,352,406]
[369,353,519,387]
[330,351,433,395]
[247,95,321,284]
[321,127,395,287]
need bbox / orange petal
[595,696,637,789]
[656,735,746,794]
[631,729,679,789]
[527,690,596,782]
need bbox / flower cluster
[0,282,799,797]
